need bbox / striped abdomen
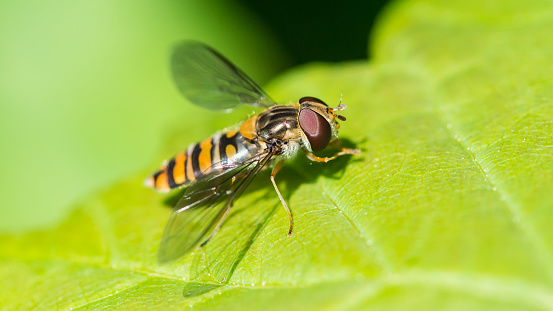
[145,130,266,192]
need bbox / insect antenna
[333,95,347,121]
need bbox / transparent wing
[171,41,276,112]
[157,150,275,263]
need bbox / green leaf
[2,0,553,309]
[0,0,288,231]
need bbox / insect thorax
[256,106,301,142]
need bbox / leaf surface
[2,0,553,310]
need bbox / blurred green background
[0,0,387,232]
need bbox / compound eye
[299,108,331,152]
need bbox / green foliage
[2,0,553,309]
[0,0,287,231]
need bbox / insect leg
[200,202,233,248]
[270,160,293,236]
[200,175,239,248]
[303,146,360,163]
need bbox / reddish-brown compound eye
[299,108,331,152]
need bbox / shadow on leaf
[182,282,223,298]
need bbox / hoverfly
[145,41,359,263]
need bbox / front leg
[303,143,360,163]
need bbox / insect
[145,41,359,263]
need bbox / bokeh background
[0,0,387,232]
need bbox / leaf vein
[434,109,553,282]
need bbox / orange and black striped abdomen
[145,130,264,192]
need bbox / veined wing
[171,41,276,112]
[157,149,276,263]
